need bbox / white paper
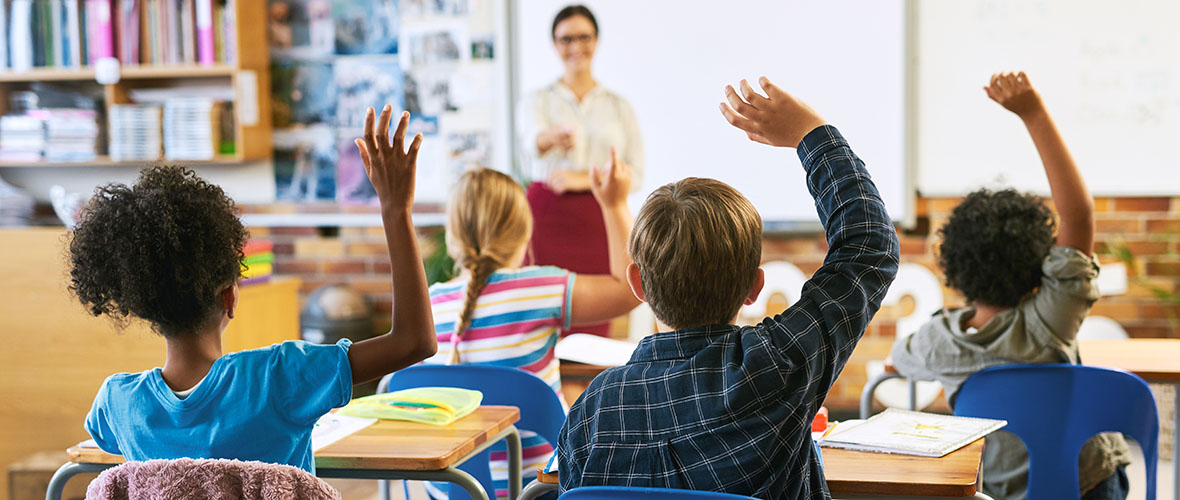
[311,413,377,452]
[820,409,1005,458]
[555,334,638,367]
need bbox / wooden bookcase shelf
[0,1,271,163]
[0,154,240,168]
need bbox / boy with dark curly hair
[890,73,1131,499]
[73,106,436,473]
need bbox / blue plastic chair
[559,487,759,499]
[954,363,1158,499]
[378,364,566,500]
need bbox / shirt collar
[552,80,604,102]
[628,324,743,363]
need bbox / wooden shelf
[0,65,236,82]
[0,155,242,168]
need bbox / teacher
[517,4,644,338]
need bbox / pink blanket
[86,458,341,500]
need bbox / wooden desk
[48,406,522,500]
[1081,339,1180,500]
[524,438,986,498]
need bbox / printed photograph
[268,0,335,58]
[403,68,459,117]
[446,130,492,178]
[471,34,494,60]
[336,134,378,205]
[273,126,338,202]
[401,0,469,18]
[334,57,404,130]
[334,0,399,55]
[404,24,466,67]
[272,61,337,127]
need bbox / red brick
[1125,325,1174,339]
[1093,198,1114,212]
[1146,219,1180,234]
[1123,240,1169,256]
[273,242,295,256]
[322,260,367,274]
[1146,261,1180,276]
[1114,197,1172,212]
[1139,303,1179,320]
[1095,218,1143,234]
[371,261,392,275]
[274,259,319,275]
[762,238,820,257]
[1089,302,1140,321]
[300,278,346,294]
[899,237,929,256]
[272,227,320,236]
[349,278,392,295]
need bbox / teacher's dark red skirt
[526,182,612,337]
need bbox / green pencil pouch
[338,387,483,425]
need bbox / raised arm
[986,71,1094,254]
[721,77,900,400]
[347,106,438,384]
[569,147,642,325]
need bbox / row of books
[0,108,100,162]
[110,99,230,161]
[0,0,236,71]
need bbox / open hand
[546,168,590,194]
[985,72,1044,120]
[589,147,631,208]
[538,126,575,152]
[719,76,826,148]
[355,106,423,213]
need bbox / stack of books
[0,176,35,226]
[163,97,220,160]
[1,0,237,72]
[108,104,162,161]
[0,115,45,162]
[36,108,100,162]
[241,239,274,285]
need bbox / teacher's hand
[546,169,591,194]
[589,147,631,209]
[537,126,575,154]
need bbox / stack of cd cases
[108,104,162,162]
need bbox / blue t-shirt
[85,339,353,473]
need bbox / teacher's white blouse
[517,81,645,190]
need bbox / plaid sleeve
[766,125,900,407]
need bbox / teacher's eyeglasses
[556,34,595,46]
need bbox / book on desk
[819,408,1006,458]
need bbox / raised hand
[985,72,1045,120]
[719,76,827,148]
[589,146,632,208]
[354,105,423,213]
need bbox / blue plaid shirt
[557,125,900,499]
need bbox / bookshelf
[0,0,271,167]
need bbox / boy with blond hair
[556,77,900,499]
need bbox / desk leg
[519,479,558,500]
[45,462,115,500]
[859,372,906,419]
[506,426,522,500]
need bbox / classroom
[1,0,1178,499]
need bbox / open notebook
[819,408,1006,458]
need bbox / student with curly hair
[73,106,436,473]
[890,73,1131,500]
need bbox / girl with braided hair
[422,148,639,499]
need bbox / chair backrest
[954,363,1158,499]
[378,364,566,500]
[559,486,760,499]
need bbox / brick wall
[248,195,1180,410]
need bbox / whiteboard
[916,0,1180,196]
[512,0,910,227]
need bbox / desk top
[536,437,984,497]
[66,406,520,472]
[1079,339,1180,382]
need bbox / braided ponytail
[444,168,533,365]
[449,253,502,364]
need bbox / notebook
[818,408,1006,458]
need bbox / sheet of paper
[312,413,377,452]
[820,409,1005,457]
[555,334,639,367]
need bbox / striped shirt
[423,265,575,499]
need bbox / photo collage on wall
[268,0,498,205]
